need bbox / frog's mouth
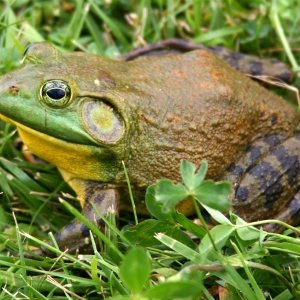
[0,115,117,182]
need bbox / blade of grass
[270,1,299,71]
[59,198,124,259]
[213,251,259,300]
[230,240,265,300]
[88,0,129,49]
[192,26,244,44]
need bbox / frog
[0,41,300,256]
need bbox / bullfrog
[0,41,300,256]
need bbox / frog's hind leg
[28,187,119,258]
[219,134,300,232]
[263,190,300,232]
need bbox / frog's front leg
[219,134,300,232]
[33,184,119,257]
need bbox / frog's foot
[220,134,300,232]
[26,188,119,258]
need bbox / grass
[1,0,300,299]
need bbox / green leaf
[155,233,203,264]
[171,228,197,250]
[153,268,177,278]
[194,180,231,211]
[202,204,232,225]
[124,219,195,248]
[273,289,294,300]
[236,217,260,241]
[124,220,173,247]
[198,225,234,261]
[145,184,176,223]
[143,281,202,299]
[180,160,207,190]
[176,212,206,238]
[119,247,151,294]
[168,263,204,283]
[155,179,189,212]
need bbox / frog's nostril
[9,85,20,94]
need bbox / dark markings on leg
[264,182,283,210]
[264,223,282,232]
[223,57,240,70]
[235,186,249,202]
[273,145,300,187]
[286,157,299,187]
[269,58,280,64]
[263,191,300,232]
[279,71,293,83]
[64,220,77,233]
[262,135,281,147]
[248,145,262,163]
[80,224,90,237]
[55,220,78,243]
[249,61,263,75]
[248,161,283,209]
[230,52,246,59]
[225,163,244,178]
[55,231,62,243]
[94,192,106,204]
[97,219,105,227]
[287,195,300,220]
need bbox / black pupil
[47,89,65,100]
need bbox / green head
[0,42,133,182]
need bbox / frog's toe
[20,219,98,258]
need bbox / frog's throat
[0,114,111,182]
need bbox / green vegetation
[1,0,300,299]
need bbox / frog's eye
[40,80,71,108]
[82,101,124,143]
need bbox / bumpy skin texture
[0,42,300,255]
[121,38,296,84]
